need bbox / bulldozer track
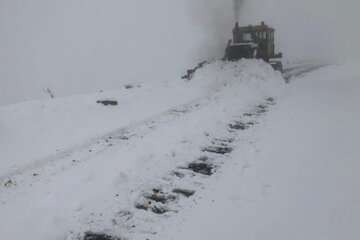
[71,98,277,240]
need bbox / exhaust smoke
[188,0,246,60]
[233,0,245,21]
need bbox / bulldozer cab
[225,21,282,71]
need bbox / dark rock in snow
[83,232,123,240]
[4,179,15,188]
[124,84,133,89]
[266,97,275,103]
[97,100,118,106]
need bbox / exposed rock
[96,100,118,106]
[83,232,123,240]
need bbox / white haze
[233,0,245,22]
[0,0,202,105]
[190,0,360,62]
[0,0,359,105]
[239,0,360,62]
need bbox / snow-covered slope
[0,81,199,178]
[0,60,282,178]
[1,58,359,240]
[0,60,285,239]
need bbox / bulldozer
[225,21,283,72]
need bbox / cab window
[242,33,252,41]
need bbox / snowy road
[1,61,358,240]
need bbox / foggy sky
[190,0,360,61]
[0,0,359,105]
[240,0,360,61]
[0,0,201,105]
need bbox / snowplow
[182,21,283,80]
[225,21,283,72]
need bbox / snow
[0,59,285,239]
[0,60,359,240]
[1,1,359,239]
[156,63,360,240]
[189,60,283,93]
[0,60,282,177]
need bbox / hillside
[0,60,285,239]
